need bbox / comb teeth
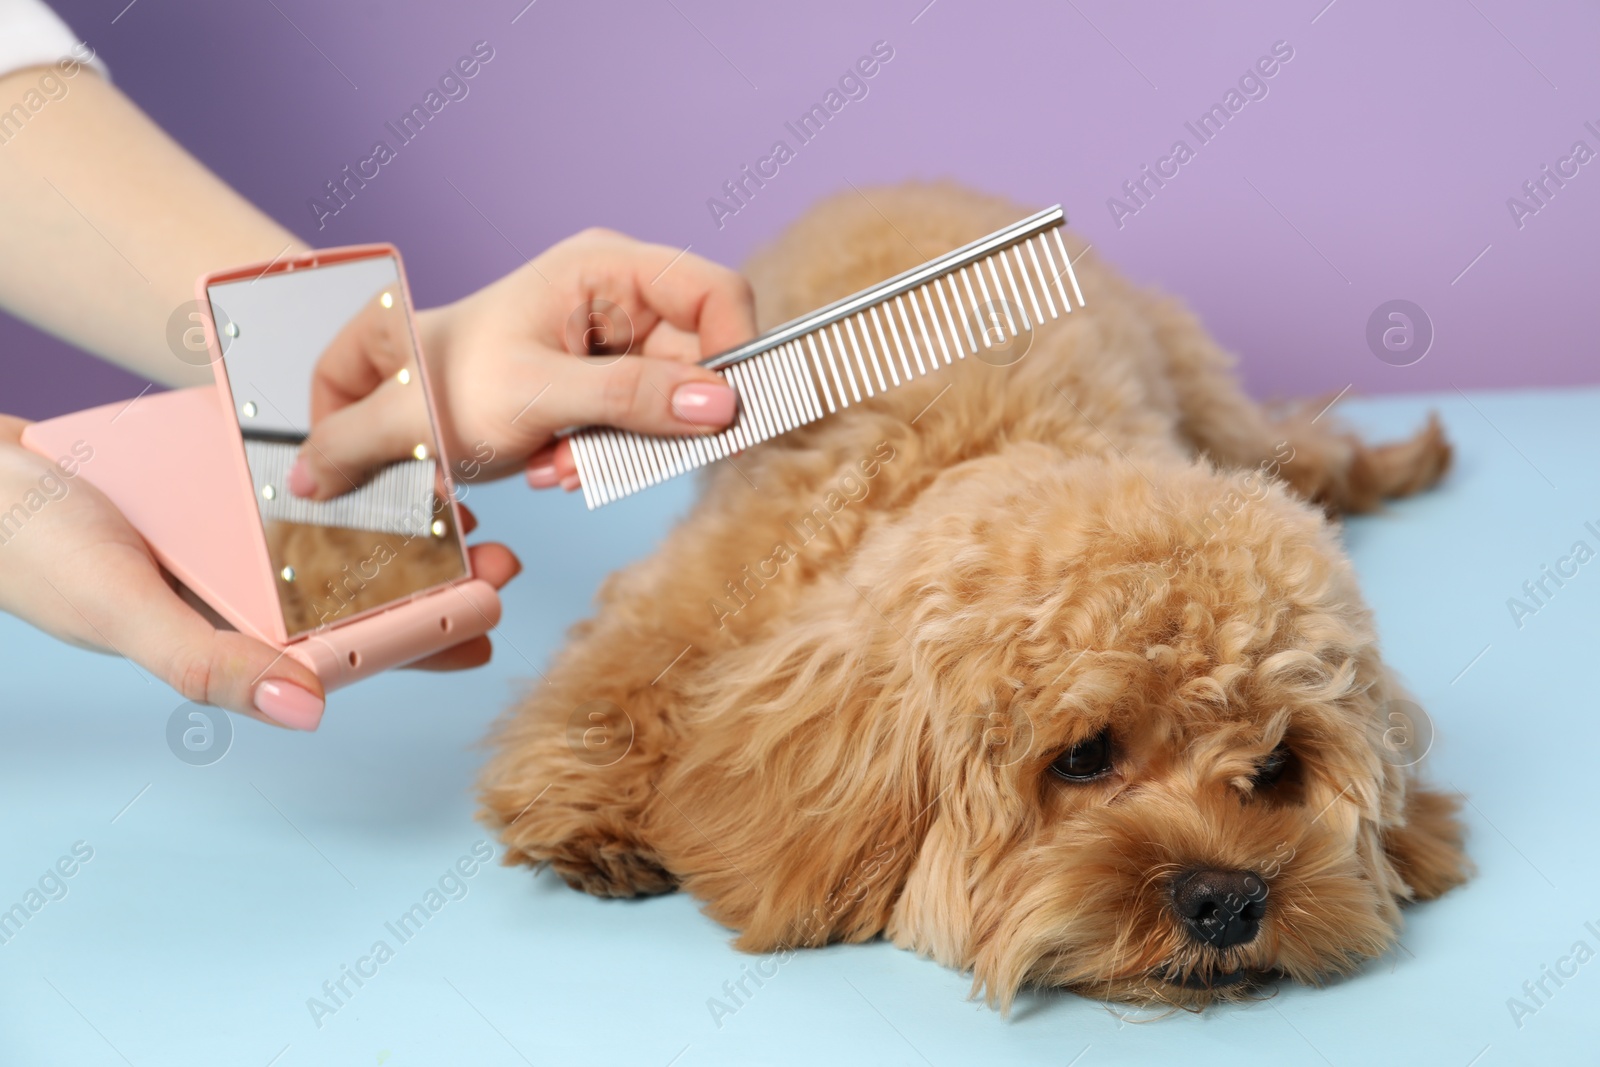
[245,437,438,536]
[570,206,1084,509]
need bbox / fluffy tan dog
[478,183,1469,1009]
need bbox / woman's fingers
[0,445,328,731]
[617,240,759,358]
[518,358,741,491]
[525,440,572,488]
[402,541,517,673]
[500,233,758,491]
[291,378,432,501]
[407,634,493,672]
[547,231,758,365]
[523,441,586,492]
[515,353,738,445]
[308,289,414,423]
[95,544,327,729]
[294,286,430,501]
[638,320,702,362]
[467,541,520,589]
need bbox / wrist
[415,304,457,373]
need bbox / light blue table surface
[2,388,1597,1066]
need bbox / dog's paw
[538,838,677,898]
[484,775,677,899]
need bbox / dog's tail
[1138,290,1452,516]
[1270,406,1452,515]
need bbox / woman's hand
[0,417,521,729]
[286,228,756,498]
[0,415,327,728]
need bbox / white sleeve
[0,0,110,80]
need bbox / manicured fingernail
[253,679,323,730]
[559,473,581,492]
[671,382,737,426]
[526,461,560,488]
[287,457,316,498]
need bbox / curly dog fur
[478,182,1469,1009]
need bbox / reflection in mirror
[208,255,468,638]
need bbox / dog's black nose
[1171,867,1266,949]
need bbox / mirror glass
[208,254,468,638]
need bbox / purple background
[6,0,1597,420]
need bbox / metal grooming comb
[244,434,440,537]
[568,205,1083,509]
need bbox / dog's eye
[1252,742,1292,789]
[1050,729,1113,781]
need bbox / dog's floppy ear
[647,580,931,951]
[1383,784,1471,901]
[1363,667,1472,902]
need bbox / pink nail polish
[559,473,581,492]
[287,458,316,498]
[526,462,560,488]
[253,679,323,730]
[671,382,737,426]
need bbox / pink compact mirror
[22,246,501,692]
